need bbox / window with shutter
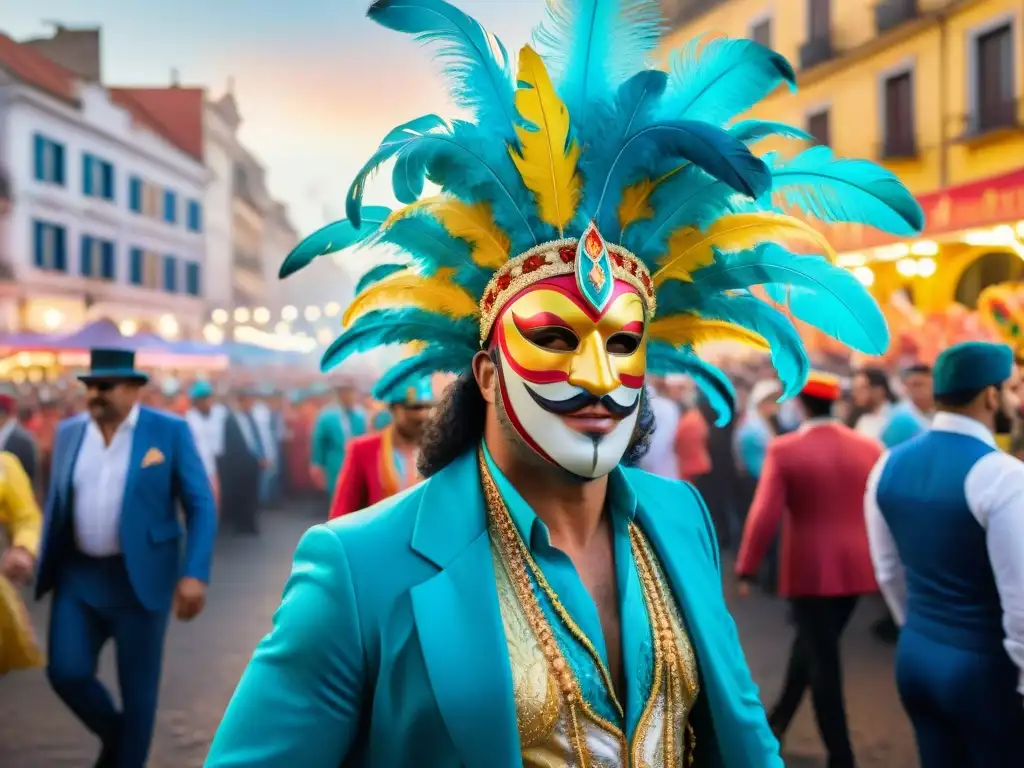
[130,248,144,285]
[975,24,1014,132]
[186,262,202,296]
[164,255,178,292]
[101,241,116,280]
[81,235,95,276]
[83,155,95,196]
[143,251,160,289]
[807,0,831,39]
[883,71,915,157]
[806,108,831,146]
[129,176,143,213]
[751,18,772,48]
[163,190,178,224]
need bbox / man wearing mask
[328,377,435,517]
[865,341,1024,765]
[309,380,367,500]
[881,363,934,448]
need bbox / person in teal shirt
[309,381,366,499]
[204,2,919,764]
[881,363,934,448]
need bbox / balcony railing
[874,0,919,35]
[877,135,919,160]
[960,98,1022,138]
[799,35,834,70]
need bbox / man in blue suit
[866,341,1024,767]
[36,348,217,768]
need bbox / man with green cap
[865,341,1024,765]
[185,381,224,504]
[309,379,366,500]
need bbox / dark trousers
[218,456,262,534]
[770,595,859,768]
[46,554,170,768]
[897,626,1024,767]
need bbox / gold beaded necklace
[479,450,696,765]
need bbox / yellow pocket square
[141,447,165,468]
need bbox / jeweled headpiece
[281,0,923,426]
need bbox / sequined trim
[478,238,657,342]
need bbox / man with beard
[327,376,435,518]
[204,2,919,764]
[35,348,216,767]
[866,342,1024,766]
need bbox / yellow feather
[342,269,478,327]
[617,167,686,232]
[648,316,770,350]
[509,46,581,234]
[652,212,839,286]
[384,197,510,269]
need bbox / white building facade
[0,50,209,339]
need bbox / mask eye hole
[607,332,641,356]
[523,326,579,352]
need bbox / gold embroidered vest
[481,454,700,766]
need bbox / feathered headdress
[281,0,924,424]
[978,283,1024,357]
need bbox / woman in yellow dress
[0,451,43,674]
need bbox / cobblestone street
[0,503,916,767]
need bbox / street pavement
[0,501,916,767]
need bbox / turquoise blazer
[205,450,781,768]
[310,405,367,496]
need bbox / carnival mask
[491,273,647,478]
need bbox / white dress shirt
[855,403,892,442]
[186,404,226,481]
[636,390,681,479]
[864,412,1024,696]
[251,402,278,466]
[73,406,140,557]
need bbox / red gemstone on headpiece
[497,273,511,291]
[611,253,624,267]
[522,254,546,273]
[640,273,652,292]
[559,246,575,263]
[584,227,603,259]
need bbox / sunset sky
[7,0,546,235]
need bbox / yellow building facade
[660,0,1024,314]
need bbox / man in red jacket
[328,378,435,519]
[736,371,881,768]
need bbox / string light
[304,305,322,322]
[281,305,298,321]
[119,319,138,337]
[211,308,229,325]
[253,307,271,324]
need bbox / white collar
[799,416,837,433]
[931,412,995,447]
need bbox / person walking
[220,388,266,535]
[309,380,367,500]
[35,348,216,767]
[865,341,1024,766]
[737,372,882,768]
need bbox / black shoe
[94,740,118,768]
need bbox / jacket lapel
[630,472,728,767]
[409,451,520,768]
[122,409,150,518]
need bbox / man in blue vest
[865,341,1024,767]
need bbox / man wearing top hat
[736,372,882,768]
[0,382,39,488]
[35,348,217,768]
[328,377,435,519]
[865,341,1024,766]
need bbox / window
[129,176,143,213]
[80,235,94,276]
[185,261,201,297]
[143,182,160,218]
[163,189,177,224]
[751,17,772,48]
[164,255,178,292]
[129,247,160,288]
[100,240,116,280]
[808,0,831,39]
[129,247,144,285]
[974,23,1015,132]
[32,134,66,185]
[82,154,115,201]
[806,107,831,146]
[78,236,116,279]
[32,220,68,272]
[186,200,203,233]
[883,71,915,156]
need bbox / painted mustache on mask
[524,385,639,418]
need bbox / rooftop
[109,86,205,162]
[0,31,77,104]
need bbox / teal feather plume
[662,37,796,125]
[375,213,492,296]
[393,151,425,204]
[533,0,664,122]
[622,166,732,263]
[658,284,809,397]
[729,119,811,146]
[279,206,391,278]
[647,341,736,425]
[368,0,517,135]
[372,344,474,401]
[321,308,478,372]
[346,115,446,226]
[763,146,925,235]
[688,244,890,355]
[354,263,408,295]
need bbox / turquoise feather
[688,244,890,355]
[729,119,811,146]
[662,37,796,125]
[279,206,391,278]
[372,344,475,401]
[346,115,446,226]
[321,308,478,372]
[763,146,925,235]
[533,0,664,122]
[647,341,736,425]
[376,214,492,296]
[367,0,518,135]
[355,263,408,295]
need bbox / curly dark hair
[417,358,656,477]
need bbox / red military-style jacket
[328,427,419,519]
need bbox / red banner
[821,168,1024,253]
